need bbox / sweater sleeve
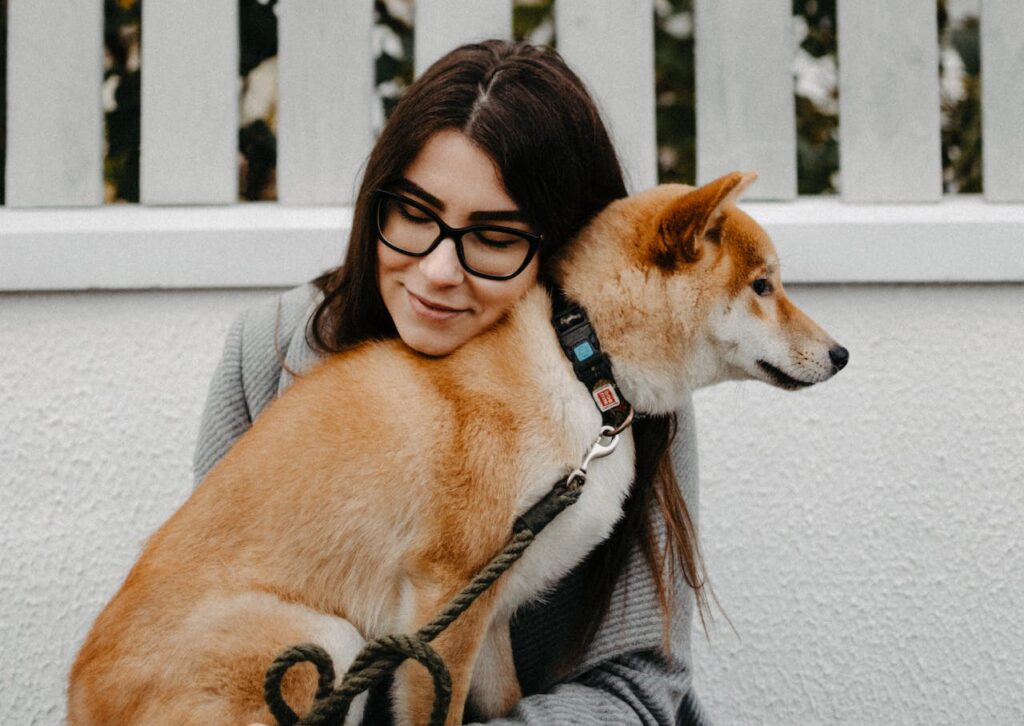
[193,312,252,487]
[472,651,691,725]
[192,290,303,487]
[471,400,710,725]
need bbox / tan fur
[69,172,845,725]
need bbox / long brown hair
[309,40,706,666]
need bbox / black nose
[829,345,849,371]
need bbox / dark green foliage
[375,0,414,119]
[793,0,838,194]
[238,0,278,200]
[796,96,839,195]
[654,0,696,185]
[1,0,8,204]
[797,0,836,57]
[239,0,277,77]
[513,0,555,45]
[939,6,982,193]
[105,62,141,202]
[104,0,141,203]
[951,17,980,75]
[239,119,276,201]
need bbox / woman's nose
[419,238,465,286]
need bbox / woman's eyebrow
[467,209,528,223]
[395,177,527,223]
[395,178,444,209]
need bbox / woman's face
[377,130,540,356]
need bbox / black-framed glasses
[373,189,542,281]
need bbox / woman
[195,40,710,725]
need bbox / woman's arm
[473,651,691,724]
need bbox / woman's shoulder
[237,282,319,339]
[193,284,321,485]
[233,282,322,417]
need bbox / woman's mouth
[407,291,468,321]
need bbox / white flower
[661,12,692,40]
[940,47,966,104]
[102,75,120,114]
[793,47,837,116]
[240,56,278,128]
[373,23,405,59]
[381,0,413,27]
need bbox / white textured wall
[1,284,1022,724]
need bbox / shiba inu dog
[68,171,847,725]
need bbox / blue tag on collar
[573,341,595,362]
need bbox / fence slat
[277,0,375,205]
[140,0,238,205]
[414,0,512,78]
[694,0,795,200]
[556,0,657,192]
[5,0,103,208]
[837,1,942,202]
[981,0,1024,201]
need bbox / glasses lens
[378,196,441,255]
[461,229,533,278]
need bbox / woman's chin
[398,326,463,357]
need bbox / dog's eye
[751,278,772,296]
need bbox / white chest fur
[495,430,636,618]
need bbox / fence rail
[2,0,1023,290]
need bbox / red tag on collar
[592,383,621,411]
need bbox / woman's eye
[475,233,519,249]
[751,277,772,296]
[397,203,433,224]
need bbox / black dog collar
[550,289,634,433]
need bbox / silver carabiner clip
[566,427,621,490]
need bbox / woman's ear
[654,171,758,268]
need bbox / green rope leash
[263,477,583,726]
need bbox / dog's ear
[654,171,758,268]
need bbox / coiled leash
[263,291,634,726]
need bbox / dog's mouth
[757,360,815,390]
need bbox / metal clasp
[566,427,621,491]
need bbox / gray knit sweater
[192,284,706,725]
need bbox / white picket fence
[2,0,1023,290]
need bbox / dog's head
[555,172,848,414]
